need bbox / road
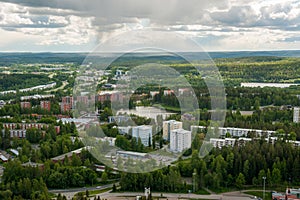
[46,81,68,92]
[99,191,254,200]
[49,183,115,200]
[50,185,260,200]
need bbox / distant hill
[0,50,299,65]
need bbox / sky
[0,0,300,52]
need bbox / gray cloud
[210,6,259,27]
[0,0,228,24]
[283,36,300,42]
[0,0,299,50]
[1,0,298,32]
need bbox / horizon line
[0,49,300,54]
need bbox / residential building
[163,120,183,141]
[209,138,236,148]
[0,154,8,162]
[237,137,252,146]
[132,125,152,147]
[40,101,51,111]
[191,126,275,138]
[0,100,5,108]
[97,137,116,146]
[61,96,73,112]
[108,115,131,124]
[97,91,123,103]
[150,91,159,98]
[76,95,89,104]
[51,147,91,163]
[116,150,150,159]
[115,70,123,76]
[181,113,196,121]
[20,94,55,101]
[2,123,60,135]
[170,129,191,153]
[20,102,31,109]
[293,107,300,123]
[178,88,191,96]
[163,90,174,96]
[118,126,131,135]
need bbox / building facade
[170,129,191,153]
[293,107,300,123]
[163,120,183,141]
[191,126,275,138]
[132,125,152,147]
[210,138,236,148]
[61,96,73,112]
[20,102,31,109]
[40,101,51,111]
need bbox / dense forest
[0,74,51,91]
[119,140,300,192]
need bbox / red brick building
[76,96,89,104]
[40,101,51,111]
[61,96,73,112]
[96,91,123,103]
[20,102,31,109]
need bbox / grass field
[244,191,272,200]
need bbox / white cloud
[0,0,299,51]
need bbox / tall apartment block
[170,129,191,153]
[163,120,183,141]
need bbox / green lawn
[76,187,112,197]
[194,188,210,195]
[244,191,272,200]
[152,104,181,112]
[208,187,237,194]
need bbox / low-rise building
[118,126,131,135]
[181,113,196,121]
[108,115,131,124]
[210,138,236,148]
[116,150,150,159]
[2,123,60,136]
[97,137,116,146]
[0,100,5,108]
[51,146,91,163]
[191,126,275,138]
[150,91,159,98]
[163,90,174,96]
[20,94,55,101]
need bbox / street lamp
[262,176,266,200]
[192,172,197,192]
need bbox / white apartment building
[170,129,191,153]
[191,126,275,138]
[163,120,183,141]
[293,107,300,123]
[132,125,152,147]
[210,138,236,148]
[118,126,131,135]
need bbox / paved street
[50,184,257,200]
[49,183,115,200]
[98,191,253,200]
